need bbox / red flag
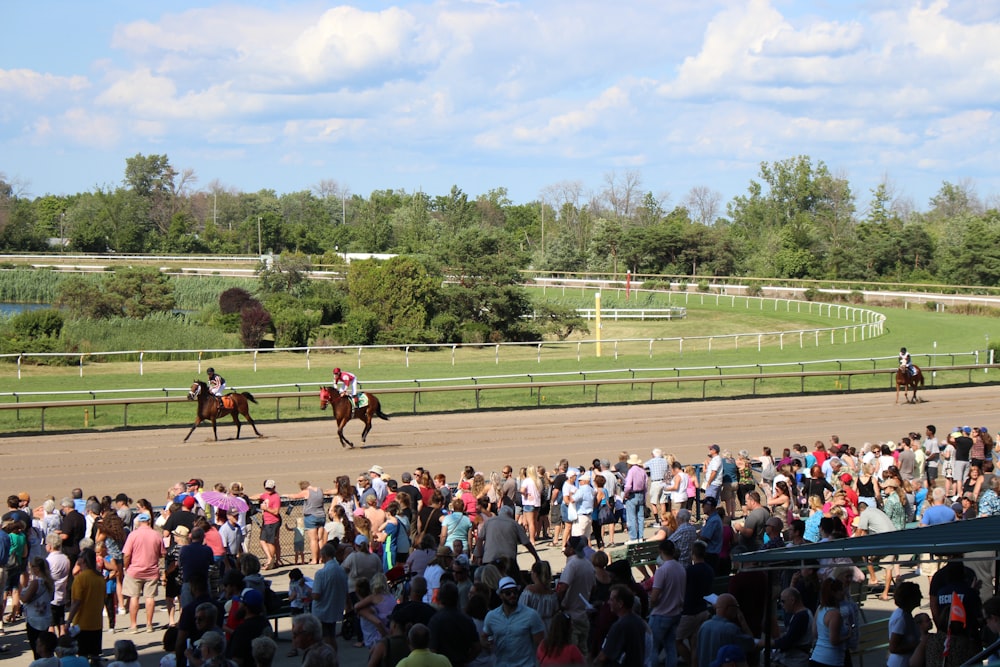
[950,592,967,627]
[943,592,967,658]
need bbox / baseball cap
[17,491,30,502]
[840,473,853,483]
[711,644,745,667]
[263,479,276,489]
[963,426,972,434]
[708,444,720,453]
[136,512,151,522]
[114,493,130,503]
[497,576,519,594]
[173,526,190,537]
[354,534,369,546]
[182,496,196,509]
[241,588,264,611]
[701,496,717,506]
[566,467,580,478]
[579,470,592,482]
[187,479,200,487]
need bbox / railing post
[163,389,170,415]
[406,346,410,369]
[90,391,97,419]
[139,351,144,376]
[537,343,542,364]
[253,349,258,372]
[495,344,500,365]
[452,344,457,366]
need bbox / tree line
[1,153,999,286]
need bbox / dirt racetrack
[2,384,995,502]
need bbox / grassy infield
[1,286,997,434]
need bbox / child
[287,569,313,615]
[285,569,313,657]
[97,541,118,632]
[285,517,306,565]
[220,570,245,639]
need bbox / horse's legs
[895,381,901,404]
[184,417,203,442]
[230,411,241,440]
[242,407,262,437]
[337,418,354,449]
[361,416,372,443]
[211,417,219,441]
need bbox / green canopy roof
[733,515,1000,565]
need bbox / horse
[319,386,389,449]
[184,380,263,442]
[895,365,925,404]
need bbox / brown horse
[895,365,924,404]
[185,380,263,442]
[319,386,389,448]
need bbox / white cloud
[0,69,89,101]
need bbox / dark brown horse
[185,380,263,441]
[319,386,389,448]
[895,365,924,404]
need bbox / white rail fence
[0,361,991,432]
[1,295,886,378]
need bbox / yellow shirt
[70,570,105,631]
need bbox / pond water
[0,303,51,317]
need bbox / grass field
[0,290,997,434]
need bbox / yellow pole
[595,291,602,357]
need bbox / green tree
[346,257,438,336]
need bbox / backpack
[263,581,283,614]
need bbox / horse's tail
[918,372,925,387]
[375,407,390,421]
[241,391,258,404]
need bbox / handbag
[598,502,614,526]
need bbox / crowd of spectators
[2,422,1000,666]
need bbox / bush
[341,308,380,346]
[272,308,322,348]
[9,309,64,339]
[429,313,462,345]
[744,282,763,298]
[219,287,255,315]
[240,302,272,348]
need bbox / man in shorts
[258,480,282,570]
[645,449,669,527]
[122,512,164,633]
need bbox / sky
[2,0,1000,214]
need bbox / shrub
[240,302,272,348]
[219,287,255,315]
[341,308,380,346]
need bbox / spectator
[482,577,545,667]
[695,594,753,667]
[596,584,647,667]
[622,455,648,543]
[311,542,349,657]
[64,548,105,661]
[292,614,337,667]
[556,536,596,656]
[428,581,478,666]
[648,539,684,667]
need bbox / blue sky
[2,0,999,213]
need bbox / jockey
[207,367,227,406]
[333,367,359,406]
[898,348,915,376]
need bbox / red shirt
[203,526,225,557]
[261,491,281,525]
